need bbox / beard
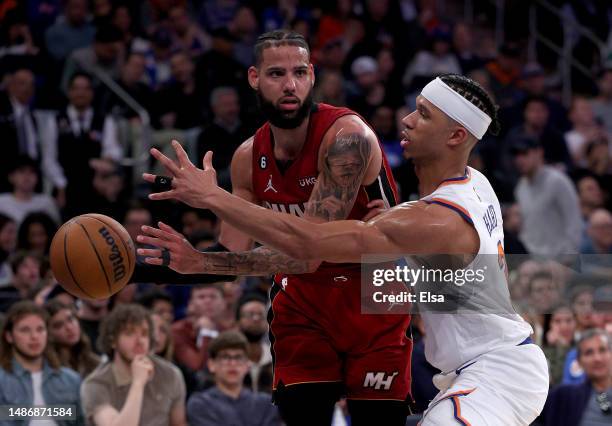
[257,89,314,129]
[13,344,44,362]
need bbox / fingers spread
[158,221,182,237]
[151,148,180,175]
[172,140,193,169]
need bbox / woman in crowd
[45,299,100,377]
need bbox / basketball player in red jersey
[139,31,411,425]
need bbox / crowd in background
[0,0,611,425]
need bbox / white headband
[420,77,492,140]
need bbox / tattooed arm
[140,117,383,275]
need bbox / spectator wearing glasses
[538,329,611,425]
[187,331,282,426]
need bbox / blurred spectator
[513,138,582,256]
[50,70,123,214]
[452,22,484,74]
[591,68,612,134]
[16,212,57,256]
[261,0,310,33]
[237,293,273,394]
[502,203,528,255]
[123,202,153,246]
[0,156,60,225]
[0,251,41,311]
[0,9,40,63]
[0,68,53,193]
[402,26,461,94]
[91,0,113,27]
[583,138,612,183]
[172,283,229,372]
[576,175,606,219]
[101,52,155,119]
[44,0,95,61]
[168,5,211,57]
[88,158,129,221]
[227,5,258,68]
[580,209,612,273]
[154,50,203,130]
[81,304,187,426]
[0,301,83,424]
[143,28,174,90]
[152,312,175,361]
[61,24,125,93]
[529,270,562,316]
[505,96,572,170]
[314,0,353,54]
[485,42,522,109]
[181,208,218,241]
[0,213,17,286]
[199,0,242,32]
[136,288,175,324]
[565,97,605,167]
[542,304,577,385]
[571,285,597,335]
[197,86,251,189]
[347,55,384,117]
[539,329,611,426]
[371,105,403,169]
[46,299,100,377]
[77,298,109,354]
[186,331,282,426]
[314,70,346,107]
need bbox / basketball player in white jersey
[141,74,550,425]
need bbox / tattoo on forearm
[202,246,313,275]
[305,133,371,221]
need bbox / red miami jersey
[252,103,399,275]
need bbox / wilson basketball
[50,213,136,300]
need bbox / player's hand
[131,355,154,386]
[144,140,219,208]
[362,199,387,222]
[136,221,203,274]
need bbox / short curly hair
[97,304,154,357]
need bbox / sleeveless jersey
[251,103,398,275]
[417,167,533,372]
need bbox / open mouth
[400,130,412,148]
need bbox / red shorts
[269,269,412,400]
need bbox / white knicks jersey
[415,167,532,373]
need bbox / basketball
[49,213,136,300]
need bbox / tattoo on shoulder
[305,133,371,221]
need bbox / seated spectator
[136,288,175,324]
[527,270,562,344]
[0,156,60,225]
[313,70,346,107]
[16,212,57,256]
[197,86,252,190]
[542,304,577,385]
[502,203,528,256]
[236,293,272,393]
[168,5,211,57]
[590,67,612,134]
[153,51,203,130]
[77,298,109,354]
[46,299,100,378]
[506,96,572,171]
[81,304,187,426]
[576,175,606,220]
[565,96,605,167]
[484,42,522,109]
[61,24,124,93]
[187,331,282,426]
[44,0,95,62]
[152,312,174,361]
[172,283,231,372]
[0,301,83,423]
[181,208,218,241]
[539,329,611,426]
[580,209,612,273]
[0,214,17,287]
[0,251,42,312]
[452,22,484,74]
[347,55,385,117]
[49,71,123,217]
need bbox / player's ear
[248,66,259,90]
[447,126,469,147]
[309,63,315,87]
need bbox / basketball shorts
[268,269,412,401]
[420,342,549,425]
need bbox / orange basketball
[50,213,136,300]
